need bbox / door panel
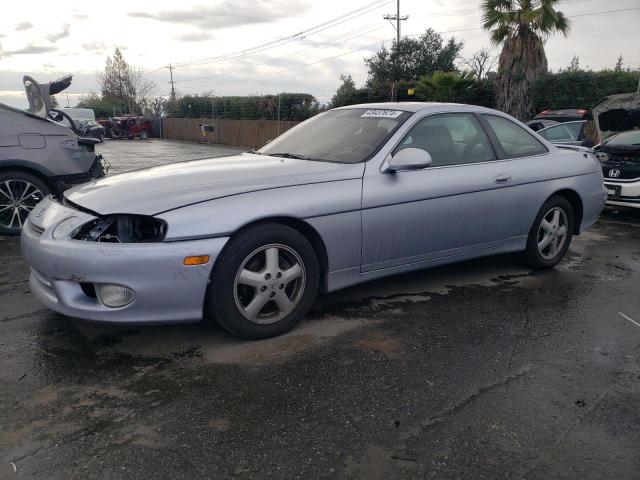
[361,161,518,272]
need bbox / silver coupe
[21,103,608,339]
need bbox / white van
[61,107,95,121]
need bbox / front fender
[157,179,363,275]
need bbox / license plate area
[604,183,621,199]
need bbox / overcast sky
[1,0,639,108]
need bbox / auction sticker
[360,109,403,118]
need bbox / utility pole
[277,95,282,136]
[383,0,408,45]
[168,64,176,101]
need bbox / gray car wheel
[0,171,50,236]
[206,223,320,339]
[524,195,574,269]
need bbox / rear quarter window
[484,115,548,158]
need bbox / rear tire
[139,130,149,140]
[0,171,50,236]
[524,195,574,269]
[205,224,319,339]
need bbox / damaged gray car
[0,75,105,235]
[22,103,607,339]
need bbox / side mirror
[580,138,594,148]
[383,148,432,173]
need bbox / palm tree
[482,0,570,120]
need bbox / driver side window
[538,124,575,142]
[395,114,495,167]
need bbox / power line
[171,0,394,68]
[175,23,387,86]
[202,6,640,90]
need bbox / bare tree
[463,48,497,81]
[99,48,156,115]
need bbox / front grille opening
[80,282,97,299]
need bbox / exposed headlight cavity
[52,216,79,239]
[73,215,167,243]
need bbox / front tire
[0,171,50,236]
[206,224,320,339]
[524,195,574,269]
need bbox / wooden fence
[160,118,301,148]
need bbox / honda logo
[608,169,621,178]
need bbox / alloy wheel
[233,244,306,324]
[0,179,44,231]
[537,207,568,260]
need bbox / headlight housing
[73,215,167,243]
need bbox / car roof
[332,102,499,115]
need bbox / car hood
[591,92,640,140]
[64,153,365,216]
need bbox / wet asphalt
[1,139,639,479]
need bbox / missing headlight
[73,215,167,243]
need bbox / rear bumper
[21,198,229,324]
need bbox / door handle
[494,173,512,184]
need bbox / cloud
[0,44,58,59]
[46,23,70,43]
[74,13,88,20]
[130,0,310,29]
[15,21,34,31]
[174,31,214,42]
[82,41,108,52]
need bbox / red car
[98,116,152,140]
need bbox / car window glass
[395,114,495,166]
[259,109,411,163]
[606,130,640,146]
[539,124,574,142]
[484,115,548,158]
[564,122,583,139]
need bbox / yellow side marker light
[183,255,210,266]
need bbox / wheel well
[235,217,330,293]
[553,189,583,234]
[0,166,56,194]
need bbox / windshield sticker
[360,109,403,119]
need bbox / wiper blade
[265,152,317,160]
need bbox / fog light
[97,284,134,308]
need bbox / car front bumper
[604,179,640,209]
[21,198,228,324]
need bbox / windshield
[258,108,411,163]
[606,130,640,146]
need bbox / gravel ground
[1,139,639,479]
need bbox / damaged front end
[72,214,167,243]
